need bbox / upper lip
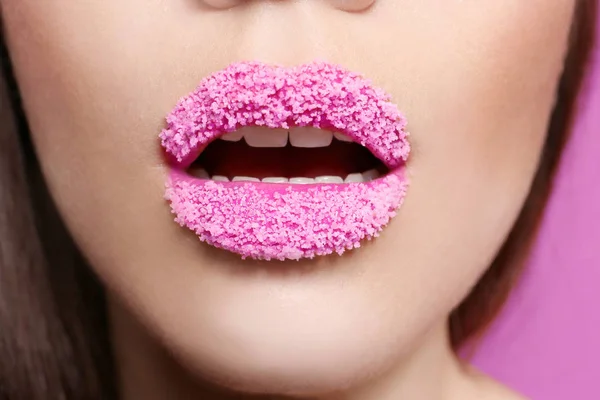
[160,61,410,171]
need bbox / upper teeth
[195,128,377,184]
[333,132,353,142]
[243,128,288,148]
[188,169,381,184]
[289,127,333,148]
[220,127,352,147]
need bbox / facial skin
[1,1,574,399]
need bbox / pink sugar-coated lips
[160,61,411,261]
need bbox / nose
[202,0,376,12]
[328,0,376,12]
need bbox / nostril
[202,0,244,10]
[329,0,376,12]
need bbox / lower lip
[165,168,408,261]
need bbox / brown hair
[0,3,597,399]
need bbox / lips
[160,61,410,261]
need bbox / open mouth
[187,127,388,184]
[160,61,410,261]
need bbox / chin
[181,333,400,397]
[158,288,413,397]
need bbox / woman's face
[1,0,574,395]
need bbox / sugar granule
[167,170,408,260]
[160,61,410,169]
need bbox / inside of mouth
[186,128,389,184]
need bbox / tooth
[333,132,353,143]
[315,176,344,184]
[232,176,260,182]
[289,127,333,148]
[221,131,243,142]
[262,177,289,183]
[345,173,365,183]
[362,169,380,182]
[190,168,209,179]
[212,175,229,181]
[290,177,315,184]
[244,127,288,147]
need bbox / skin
[0,1,574,399]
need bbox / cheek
[349,1,575,333]
[396,1,572,255]
[1,1,226,183]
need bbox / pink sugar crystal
[160,61,410,169]
[166,170,409,261]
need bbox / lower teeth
[188,169,381,183]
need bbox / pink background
[473,10,600,400]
